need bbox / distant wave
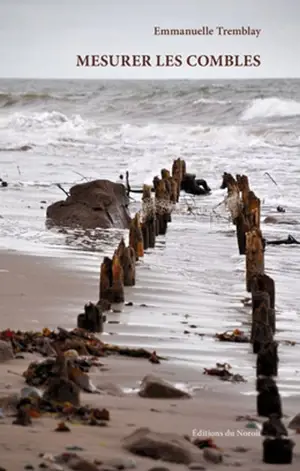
[193,98,235,105]
[241,97,300,120]
[0,91,68,108]
[4,111,88,130]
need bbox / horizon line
[0,76,299,81]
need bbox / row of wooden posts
[223,172,294,464]
[77,158,187,331]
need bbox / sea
[1,78,300,396]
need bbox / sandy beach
[1,249,300,470]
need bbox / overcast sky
[0,0,299,79]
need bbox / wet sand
[0,250,97,331]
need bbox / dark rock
[138,375,190,399]
[56,453,99,470]
[101,457,136,469]
[123,427,203,464]
[181,174,211,195]
[46,180,131,230]
[188,465,207,470]
[203,448,223,464]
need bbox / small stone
[232,446,249,453]
[66,446,85,451]
[203,448,223,464]
[188,464,207,470]
[92,408,110,421]
[102,457,136,469]
[98,467,117,471]
[55,421,70,432]
[39,465,48,469]
[24,466,34,470]
[148,468,171,471]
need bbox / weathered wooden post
[110,253,125,311]
[116,238,136,287]
[172,158,183,202]
[161,168,172,222]
[129,213,144,261]
[256,377,282,418]
[252,304,273,354]
[252,273,276,334]
[257,341,278,377]
[235,174,251,255]
[246,228,265,293]
[99,256,113,306]
[261,415,294,464]
[155,178,170,235]
[221,172,247,254]
[142,184,156,248]
[77,302,105,333]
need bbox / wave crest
[241,97,300,120]
[4,111,87,130]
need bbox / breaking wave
[241,97,300,120]
[3,111,88,130]
[0,91,67,108]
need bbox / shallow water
[1,78,300,396]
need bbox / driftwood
[267,235,300,246]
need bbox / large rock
[123,427,204,464]
[0,340,14,362]
[138,374,191,399]
[46,180,131,229]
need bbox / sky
[0,0,299,79]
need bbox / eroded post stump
[256,377,282,418]
[77,302,105,333]
[246,228,265,293]
[129,213,144,261]
[256,341,278,377]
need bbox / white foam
[241,97,300,121]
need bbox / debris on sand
[215,329,249,343]
[0,327,165,361]
[203,363,246,383]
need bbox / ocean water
[1,78,300,395]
